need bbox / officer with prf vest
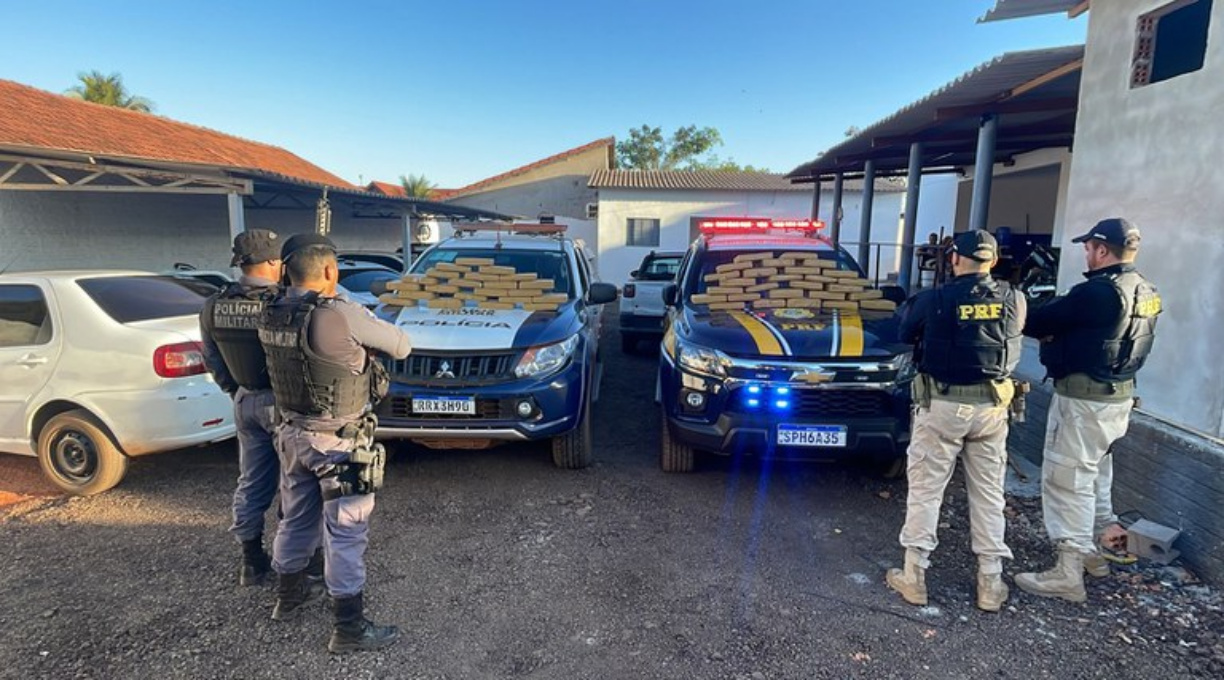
[199,229,284,586]
[887,229,1026,613]
[1016,218,1161,602]
[257,234,411,654]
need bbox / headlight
[515,335,580,378]
[677,339,731,378]
[892,351,917,382]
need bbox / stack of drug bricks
[379,258,568,311]
[691,252,897,313]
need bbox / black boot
[271,570,323,621]
[239,537,271,587]
[327,592,399,654]
[306,547,325,583]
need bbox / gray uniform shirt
[286,286,412,370]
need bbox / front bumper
[375,359,586,441]
[659,358,911,460]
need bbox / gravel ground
[1,319,1220,679]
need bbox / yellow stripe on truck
[838,311,864,357]
[728,310,785,356]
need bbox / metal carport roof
[978,0,1088,23]
[787,45,1084,182]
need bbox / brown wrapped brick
[480,265,516,276]
[859,299,898,311]
[823,300,859,311]
[435,262,470,273]
[715,262,752,274]
[790,280,825,291]
[850,289,885,301]
[787,298,823,308]
[780,251,819,261]
[455,279,484,289]
[455,257,495,267]
[397,290,436,301]
[804,275,837,284]
[427,298,463,310]
[500,296,535,304]
[824,270,860,279]
[728,293,761,303]
[690,294,728,305]
[761,258,789,268]
[752,299,788,309]
[467,272,505,282]
[519,279,555,290]
[785,266,826,276]
[721,277,758,287]
[707,286,744,295]
[425,284,460,295]
[733,252,770,264]
[378,293,410,306]
[533,293,569,304]
[430,269,464,281]
[385,280,420,291]
[483,280,519,290]
[511,273,539,282]
[768,288,805,299]
[746,282,779,293]
[742,267,778,278]
[836,278,871,288]
[708,301,744,311]
[826,284,861,294]
[806,291,847,301]
[478,301,515,310]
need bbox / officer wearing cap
[199,229,284,586]
[886,229,1026,613]
[1016,218,1161,602]
[257,233,411,653]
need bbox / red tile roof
[366,180,408,197]
[0,78,355,189]
[443,137,615,201]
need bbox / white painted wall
[594,188,915,285]
[0,191,403,273]
[1058,0,1224,437]
[955,148,1073,239]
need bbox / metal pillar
[226,192,245,241]
[830,173,845,246]
[402,212,419,270]
[897,142,924,293]
[857,160,875,270]
[810,179,822,221]
[968,114,998,234]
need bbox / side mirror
[879,285,907,305]
[587,282,619,305]
[370,280,390,296]
[630,270,640,279]
[662,283,678,307]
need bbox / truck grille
[387,352,518,385]
[378,396,511,420]
[730,389,893,418]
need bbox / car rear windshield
[689,249,863,295]
[78,275,214,323]
[413,248,573,296]
[638,255,682,281]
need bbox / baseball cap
[281,233,337,262]
[1070,218,1141,249]
[951,229,998,262]
[230,229,281,266]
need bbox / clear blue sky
[2,1,1085,188]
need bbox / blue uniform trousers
[229,388,279,542]
[271,421,376,598]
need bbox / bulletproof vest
[201,283,278,390]
[1041,269,1161,382]
[919,275,1023,385]
[257,292,373,419]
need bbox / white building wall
[956,148,1073,239]
[1060,0,1224,437]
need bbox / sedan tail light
[154,341,207,378]
[623,283,636,298]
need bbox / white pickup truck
[618,250,684,352]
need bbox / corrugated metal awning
[787,45,1084,182]
[978,0,1087,23]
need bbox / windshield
[339,269,400,294]
[687,248,862,296]
[413,248,573,297]
[78,275,214,323]
[638,255,682,281]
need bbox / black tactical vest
[1040,268,1161,382]
[200,282,278,391]
[919,275,1023,385]
[257,292,373,419]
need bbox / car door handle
[16,354,48,367]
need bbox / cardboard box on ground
[379,257,566,311]
[691,251,896,313]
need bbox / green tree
[703,155,770,173]
[616,124,725,171]
[400,173,437,198]
[65,71,154,112]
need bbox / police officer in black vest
[887,229,1026,612]
[1016,218,1161,602]
[199,229,284,585]
[258,233,411,653]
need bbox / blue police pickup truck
[374,224,617,468]
[658,219,914,475]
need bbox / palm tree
[400,173,437,199]
[65,71,154,112]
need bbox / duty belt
[913,374,1013,407]
[1053,373,1134,403]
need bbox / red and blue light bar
[698,218,825,234]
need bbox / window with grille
[626,218,661,247]
[1131,0,1213,88]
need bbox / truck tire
[551,398,592,469]
[37,409,129,495]
[878,455,907,480]
[660,411,695,473]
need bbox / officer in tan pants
[1016,218,1161,602]
[887,230,1026,612]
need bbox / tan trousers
[1041,393,1132,553]
[899,399,1013,574]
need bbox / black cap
[1070,218,1141,249]
[230,229,281,266]
[281,233,337,262]
[951,229,998,262]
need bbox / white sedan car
[0,271,236,494]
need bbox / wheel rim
[51,429,98,483]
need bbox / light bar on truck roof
[698,218,825,235]
[453,222,568,237]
